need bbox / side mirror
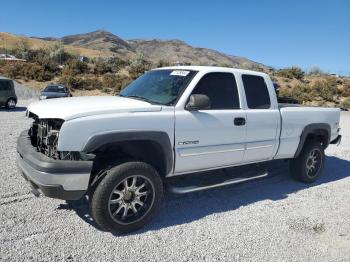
[186,94,211,111]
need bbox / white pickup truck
[17,66,341,233]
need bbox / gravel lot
[1,100,349,262]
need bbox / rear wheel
[290,141,325,183]
[90,161,163,233]
[6,98,16,109]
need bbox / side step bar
[166,164,271,194]
[167,172,268,194]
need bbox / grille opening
[28,113,64,159]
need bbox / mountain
[127,39,267,70]
[10,30,270,70]
[61,30,132,52]
[51,30,269,70]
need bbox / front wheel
[290,141,325,183]
[90,161,163,233]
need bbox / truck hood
[27,96,163,120]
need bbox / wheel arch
[294,123,331,158]
[83,131,173,178]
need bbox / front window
[120,69,197,105]
[191,72,240,110]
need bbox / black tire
[6,98,16,109]
[290,141,325,183]
[90,161,163,233]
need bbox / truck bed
[274,105,340,159]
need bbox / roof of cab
[153,65,268,77]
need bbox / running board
[166,164,270,194]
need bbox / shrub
[289,84,312,104]
[92,57,127,75]
[62,60,89,75]
[22,63,54,81]
[128,53,152,79]
[0,63,23,79]
[102,74,132,93]
[82,77,103,90]
[58,75,85,89]
[58,75,102,90]
[310,80,339,102]
[276,67,305,80]
[25,48,51,63]
[49,50,76,65]
[156,59,171,68]
[94,61,113,75]
[0,63,54,81]
[341,98,350,109]
[108,57,127,70]
[41,59,60,75]
[340,82,350,97]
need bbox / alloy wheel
[305,148,322,177]
[108,175,155,225]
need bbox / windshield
[119,69,197,105]
[44,85,66,93]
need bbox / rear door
[240,74,280,162]
[174,72,247,173]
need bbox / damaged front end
[27,112,82,160]
[17,112,94,200]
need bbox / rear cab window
[191,72,240,109]
[241,74,271,109]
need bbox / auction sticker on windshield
[170,70,190,76]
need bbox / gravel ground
[1,100,349,262]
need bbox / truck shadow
[59,156,350,235]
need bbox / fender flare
[294,123,331,158]
[83,131,173,174]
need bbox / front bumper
[17,130,93,200]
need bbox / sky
[1,0,349,75]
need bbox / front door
[174,72,246,173]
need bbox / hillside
[0,32,112,57]
[29,30,269,70]
[127,39,267,70]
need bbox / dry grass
[0,32,112,58]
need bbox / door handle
[234,117,246,126]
